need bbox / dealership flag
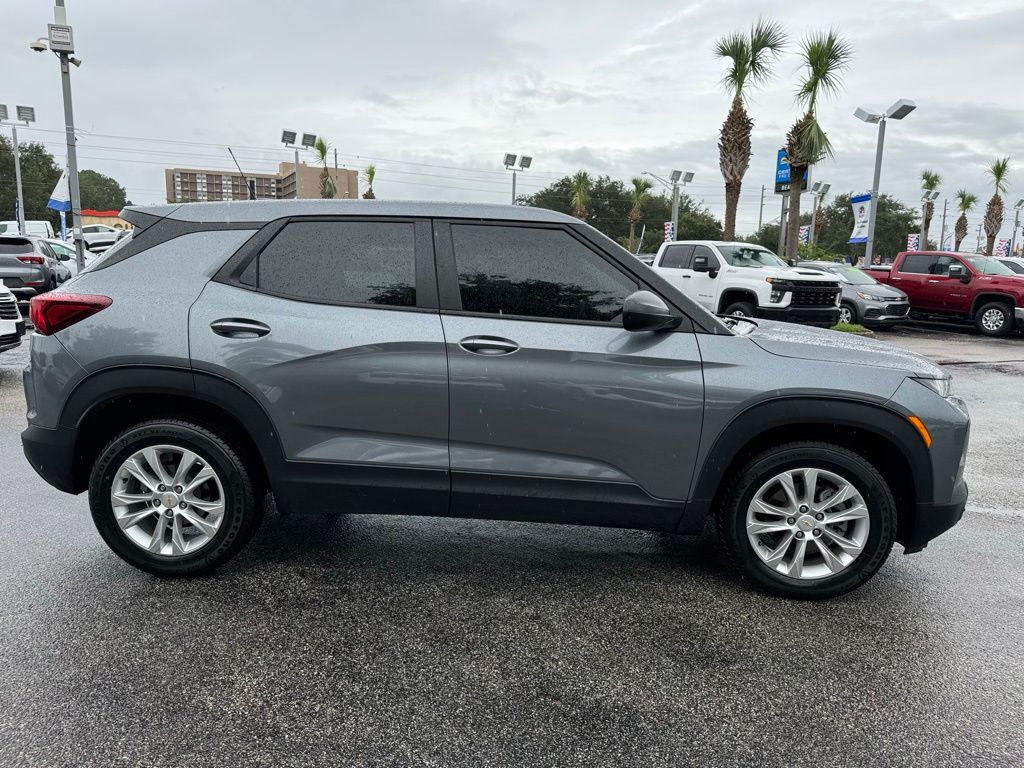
[799,225,811,244]
[996,238,1010,257]
[848,193,871,243]
[663,221,675,241]
[907,234,921,250]
[47,170,72,212]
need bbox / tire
[716,442,896,599]
[88,419,263,577]
[722,300,756,318]
[974,301,1013,337]
[838,302,857,325]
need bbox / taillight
[29,293,112,336]
[17,255,45,265]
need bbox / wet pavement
[1,334,1022,767]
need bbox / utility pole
[938,199,948,252]
[864,117,886,267]
[10,123,26,236]
[777,195,788,255]
[975,223,982,253]
[758,184,765,230]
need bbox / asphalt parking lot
[1,328,1022,768]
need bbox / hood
[748,320,944,377]
[843,281,906,299]
[776,267,838,282]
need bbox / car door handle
[458,335,520,355]
[681,274,692,278]
[927,279,942,283]
[210,318,271,338]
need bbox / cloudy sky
[4,0,1023,242]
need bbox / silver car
[0,234,68,299]
[21,201,970,598]
[798,260,910,328]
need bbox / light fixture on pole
[282,130,317,199]
[0,104,34,236]
[920,189,940,250]
[644,170,693,240]
[503,153,531,205]
[808,182,830,245]
[855,98,916,265]
[1010,199,1024,256]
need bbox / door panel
[442,314,705,505]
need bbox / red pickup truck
[867,251,1024,337]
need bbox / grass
[830,322,870,334]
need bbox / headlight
[857,291,888,301]
[770,289,784,302]
[912,376,953,398]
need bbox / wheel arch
[61,366,283,494]
[717,288,759,313]
[680,397,932,548]
[969,292,1015,318]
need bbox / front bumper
[22,423,79,493]
[861,301,910,325]
[902,478,968,553]
[756,306,840,327]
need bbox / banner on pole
[663,222,675,241]
[907,233,921,250]
[798,225,811,245]
[774,148,808,195]
[47,170,72,212]
[848,193,871,243]
[995,238,1010,257]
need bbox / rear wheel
[974,301,1013,337]
[88,419,263,576]
[716,442,896,599]
[723,300,756,318]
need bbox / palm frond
[987,156,1011,194]
[747,18,787,86]
[798,116,833,164]
[714,31,751,98]
[920,169,941,192]
[314,136,330,165]
[955,188,978,213]
[364,163,376,185]
[630,176,653,199]
[795,29,853,111]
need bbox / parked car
[867,250,1024,336]
[996,256,1024,275]
[797,260,910,328]
[650,240,841,326]
[0,235,67,298]
[45,238,88,278]
[0,284,26,352]
[0,220,56,238]
[68,224,126,254]
[22,201,970,598]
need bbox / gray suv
[798,260,910,328]
[0,234,70,298]
[21,201,970,598]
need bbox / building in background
[164,162,359,203]
[81,209,133,229]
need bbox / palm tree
[314,137,336,199]
[715,19,787,240]
[983,156,1010,255]
[627,176,653,251]
[570,171,591,220]
[783,30,853,259]
[920,169,941,247]
[953,189,977,251]
[362,163,376,199]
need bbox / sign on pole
[995,238,1010,257]
[848,193,871,243]
[47,170,72,212]
[907,234,921,250]
[774,148,808,195]
[798,225,811,245]
[663,221,675,241]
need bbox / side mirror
[693,254,719,278]
[57,252,70,261]
[622,290,683,332]
[948,264,970,283]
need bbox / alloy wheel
[110,444,226,558]
[745,467,870,580]
[839,306,853,324]
[981,308,1006,332]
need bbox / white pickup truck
[650,240,841,327]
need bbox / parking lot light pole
[1010,199,1024,256]
[281,131,318,199]
[855,99,916,266]
[643,170,693,239]
[0,105,33,236]
[503,153,532,204]
[920,190,939,250]
[809,182,830,246]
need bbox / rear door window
[899,254,937,274]
[258,220,417,307]
[659,244,694,269]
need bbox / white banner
[47,170,72,212]
[848,193,871,243]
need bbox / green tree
[0,134,62,229]
[627,176,652,252]
[783,30,853,259]
[362,164,376,199]
[919,169,941,247]
[78,169,131,211]
[313,137,336,199]
[715,19,787,240]
[953,189,978,250]
[983,157,1010,256]
[570,171,592,220]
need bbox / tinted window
[1000,259,1024,274]
[659,244,694,269]
[0,239,33,255]
[932,255,960,276]
[899,254,937,274]
[451,225,637,322]
[259,221,416,307]
[692,245,720,268]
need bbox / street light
[0,104,34,236]
[282,130,317,199]
[643,170,693,240]
[920,189,940,250]
[855,98,916,265]
[503,153,532,205]
[809,182,830,245]
[29,1,86,270]
[1010,199,1024,256]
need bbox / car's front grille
[882,302,910,317]
[0,332,20,345]
[0,299,20,320]
[789,285,841,307]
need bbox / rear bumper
[22,423,79,493]
[756,306,839,327]
[902,478,968,553]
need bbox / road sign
[775,148,808,195]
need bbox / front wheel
[88,419,263,576]
[722,301,756,318]
[716,442,896,599]
[974,301,1013,337]
[838,302,857,325]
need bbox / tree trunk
[954,213,968,250]
[723,179,741,241]
[986,234,996,256]
[922,201,933,249]
[785,169,805,260]
[628,221,636,253]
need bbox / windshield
[718,245,788,269]
[963,255,1015,275]
[827,265,877,285]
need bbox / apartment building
[165,162,359,202]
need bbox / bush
[798,242,843,262]
[830,322,869,334]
